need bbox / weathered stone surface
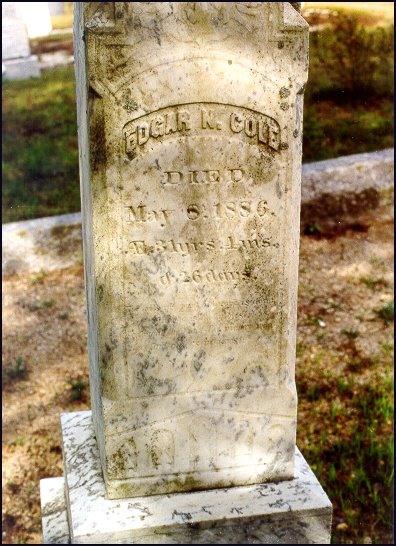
[3,150,393,276]
[2,213,83,276]
[40,477,70,544]
[2,2,41,80]
[2,2,31,60]
[74,2,308,498]
[301,148,394,226]
[2,56,41,80]
[59,410,332,544]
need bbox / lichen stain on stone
[176,333,186,353]
[108,437,137,478]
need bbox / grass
[2,66,80,223]
[298,366,394,544]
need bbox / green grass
[2,66,80,223]
[298,369,394,544]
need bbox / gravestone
[48,2,66,16]
[77,0,307,500]
[40,3,332,543]
[18,2,52,40]
[2,2,40,80]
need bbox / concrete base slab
[41,411,332,544]
[3,55,40,80]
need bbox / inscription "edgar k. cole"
[123,103,281,157]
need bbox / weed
[6,481,20,494]
[375,302,394,325]
[330,398,343,421]
[337,377,354,395]
[307,384,321,401]
[28,299,55,311]
[381,341,393,357]
[299,282,314,293]
[58,312,69,320]
[360,276,388,290]
[30,271,47,285]
[347,356,374,373]
[328,463,337,481]
[341,329,359,339]
[67,377,86,402]
[304,224,321,235]
[6,357,28,381]
[308,317,323,327]
[296,342,304,357]
[308,13,393,98]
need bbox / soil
[2,207,393,544]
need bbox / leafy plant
[341,329,359,339]
[6,357,28,381]
[360,276,388,290]
[28,299,55,311]
[67,376,86,402]
[304,224,321,235]
[376,302,394,325]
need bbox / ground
[2,206,394,545]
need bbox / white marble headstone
[2,2,41,80]
[74,2,309,499]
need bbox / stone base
[40,411,332,544]
[40,478,70,545]
[3,56,40,80]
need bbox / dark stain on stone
[192,350,205,372]
[176,334,186,353]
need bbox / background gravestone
[2,2,41,80]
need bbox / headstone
[18,2,52,39]
[77,0,307,500]
[40,3,332,543]
[2,2,40,80]
[48,2,65,16]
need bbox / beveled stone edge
[40,477,70,544]
[60,410,332,543]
